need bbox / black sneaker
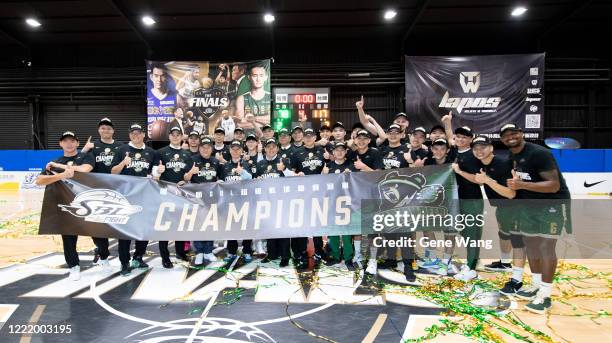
[499,278,523,295]
[345,260,356,271]
[404,263,416,283]
[378,259,398,270]
[93,248,100,263]
[162,259,174,269]
[280,258,290,267]
[120,264,131,276]
[484,260,512,272]
[130,257,149,269]
[325,258,340,267]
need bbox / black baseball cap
[471,135,492,147]
[454,126,474,137]
[262,124,273,131]
[129,123,143,132]
[264,138,278,146]
[356,129,370,138]
[59,131,78,141]
[394,112,409,120]
[246,134,258,141]
[200,137,213,146]
[188,131,199,137]
[430,125,445,134]
[292,126,303,133]
[320,125,331,131]
[98,117,113,127]
[432,138,449,147]
[304,128,316,136]
[387,124,402,133]
[234,127,244,133]
[332,122,345,130]
[214,127,225,134]
[230,140,243,148]
[500,123,522,135]
[279,128,291,136]
[412,126,427,135]
[333,141,347,150]
[169,126,182,134]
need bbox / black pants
[159,241,186,261]
[291,237,325,259]
[118,239,148,266]
[62,235,79,268]
[92,237,110,259]
[266,238,290,260]
[227,240,252,255]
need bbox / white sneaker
[212,246,225,254]
[448,263,461,275]
[454,268,478,281]
[97,259,110,269]
[396,261,405,271]
[365,259,377,275]
[434,264,448,276]
[255,241,266,255]
[194,253,204,265]
[204,253,218,262]
[69,266,80,281]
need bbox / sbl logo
[459,72,480,93]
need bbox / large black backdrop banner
[405,53,545,139]
[38,166,457,240]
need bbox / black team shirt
[157,145,193,183]
[510,142,570,200]
[42,152,95,175]
[480,155,514,206]
[292,145,326,175]
[355,147,384,170]
[90,140,123,174]
[327,159,356,174]
[190,155,223,183]
[221,159,251,182]
[112,143,158,177]
[256,155,287,179]
[379,144,409,169]
[455,148,483,199]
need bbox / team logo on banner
[374,171,447,232]
[459,71,481,93]
[58,190,142,224]
[439,70,501,114]
[190,87,230,119]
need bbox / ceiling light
[25,18,41,27]
[142,16,156,26]
[511,6,528,17]
[384,9,397,20]
[263,13,275,24]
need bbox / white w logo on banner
[459,71,480,93]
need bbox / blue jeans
[193,241,213,254]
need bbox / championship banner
[405,54,545,139]
[38,165,457,241]
[146,59,272,140]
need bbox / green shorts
[517,203,571,238]
[495,206,520,235]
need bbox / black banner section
[405,53,545,139]
[38,165,457,240]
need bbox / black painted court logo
[59,189,142,224]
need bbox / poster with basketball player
[146,59,272,141]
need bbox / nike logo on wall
[584,180,605,188]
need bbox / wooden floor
[1,190,610,342]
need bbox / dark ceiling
[0,0,610,66]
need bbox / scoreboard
[272,87,330,131]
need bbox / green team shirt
[243,91,271,119]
